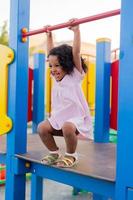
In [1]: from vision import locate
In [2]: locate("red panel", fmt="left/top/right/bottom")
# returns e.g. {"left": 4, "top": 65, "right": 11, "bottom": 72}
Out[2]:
{"left": 0, "top": 169, "right": 6, "bottom": 180}
{"left": 110, "top": 60, "right": 119, "bottom": 130}
{"left": 28, "top": 68, "right": 33, "bottom": 122}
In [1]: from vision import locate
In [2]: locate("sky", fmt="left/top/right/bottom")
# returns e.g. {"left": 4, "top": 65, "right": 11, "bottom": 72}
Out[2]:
{"left": 0, "top": 0, "right": 121, "bottom": 49}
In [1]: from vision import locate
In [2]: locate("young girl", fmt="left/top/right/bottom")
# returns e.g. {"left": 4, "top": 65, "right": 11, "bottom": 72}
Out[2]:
{"left": 37, "top": 19, "right": 93, "bottom": 168}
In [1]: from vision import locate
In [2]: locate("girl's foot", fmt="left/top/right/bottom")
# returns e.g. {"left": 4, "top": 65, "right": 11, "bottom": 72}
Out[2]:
{"left": 41, "top": 153, "right": 61, "bottom": 165}
{"left": 55, "top": 154, "right": 78, "bottom": 168}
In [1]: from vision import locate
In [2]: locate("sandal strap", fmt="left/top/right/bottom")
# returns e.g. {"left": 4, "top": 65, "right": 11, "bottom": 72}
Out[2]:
{"left": 61, "top": 157, "right": 74, "bottom": 166}
{"left": 64, "top": 157, "right": 74, "bottom": 164}
{"left": 56, "top": 156, "right": 76, "bottom": 167}
{"left": 42, "top": 154, "right": 59, "bottom": 163}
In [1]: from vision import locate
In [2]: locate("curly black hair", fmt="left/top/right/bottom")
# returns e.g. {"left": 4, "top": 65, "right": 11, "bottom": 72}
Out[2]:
{"left": 48, "top": 44, "right": 87, "bottom": 74}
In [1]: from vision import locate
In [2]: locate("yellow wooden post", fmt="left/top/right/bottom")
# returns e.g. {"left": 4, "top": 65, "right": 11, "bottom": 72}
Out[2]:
{"left": 81, "top": 72, "right": 88, "bottom": 100}
{"left": 46, "top": 67, "right": 52, "bottom": 117}
{"left": 87, "top": 62, "right": 96, "bottom": 116}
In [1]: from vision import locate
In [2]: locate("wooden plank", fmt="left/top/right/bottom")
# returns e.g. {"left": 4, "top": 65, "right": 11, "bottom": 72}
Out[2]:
{"left": 0, "top": 134, "right": 116, "bottom": 182}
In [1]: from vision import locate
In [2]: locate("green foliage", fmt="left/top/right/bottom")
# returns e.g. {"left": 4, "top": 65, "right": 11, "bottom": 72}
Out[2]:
{"left": 0, "top": 21, "right": 9, "bottom": 46}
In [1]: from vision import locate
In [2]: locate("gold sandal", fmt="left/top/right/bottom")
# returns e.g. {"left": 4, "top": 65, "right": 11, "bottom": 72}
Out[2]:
{"left": 55, "top": 155, "right": 78, "bottom": 168}
{"left": 41, "top": 153, "right": 61, "bottom": 165}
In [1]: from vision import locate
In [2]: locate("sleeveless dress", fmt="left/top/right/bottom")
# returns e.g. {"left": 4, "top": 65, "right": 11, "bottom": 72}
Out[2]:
{"left": 48, "top": 68, "right": 93, "bottom": 139}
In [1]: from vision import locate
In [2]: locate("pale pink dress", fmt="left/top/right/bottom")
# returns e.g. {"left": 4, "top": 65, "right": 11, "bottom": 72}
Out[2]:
{"left": 48, "top": 68, "right": 93, "bottom": 139}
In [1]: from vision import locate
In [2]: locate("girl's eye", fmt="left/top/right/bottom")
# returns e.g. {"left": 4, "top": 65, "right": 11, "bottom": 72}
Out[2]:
{"left": 49, "top": 64, "right": 60, "bottom": 68}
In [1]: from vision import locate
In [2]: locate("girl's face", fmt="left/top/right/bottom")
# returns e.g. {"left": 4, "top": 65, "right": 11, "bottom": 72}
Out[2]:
{"left": 48, "top": 55, "right": 66, "bottom": 81}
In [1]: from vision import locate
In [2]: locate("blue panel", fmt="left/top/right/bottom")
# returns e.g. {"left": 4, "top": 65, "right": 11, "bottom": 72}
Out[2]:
{"left": 115, "top": 0, "right": 133, "bottom": 199}
{"left": 5, "top": 0, "right": 30, "bottom": 200}
{"left": 32, "top": 53, "right": 45, "bottom": 133}
{"left": 127, "top": 188, "right": 133, "bottom": 200}
{"left": 30, "top": 162, "right": 115, "bottom": 198}
{"left": 94, "top": 39, "right": 111, "bottom": 142}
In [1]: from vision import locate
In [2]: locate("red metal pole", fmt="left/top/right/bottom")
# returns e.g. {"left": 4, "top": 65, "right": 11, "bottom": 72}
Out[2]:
{"left": 22, "top": 9, "right": 120, "bottom": 38}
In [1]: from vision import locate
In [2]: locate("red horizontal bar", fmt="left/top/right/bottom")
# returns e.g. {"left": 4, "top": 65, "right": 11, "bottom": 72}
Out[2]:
{"left": 22, "top": 9, "right": 120, "bottom": 37}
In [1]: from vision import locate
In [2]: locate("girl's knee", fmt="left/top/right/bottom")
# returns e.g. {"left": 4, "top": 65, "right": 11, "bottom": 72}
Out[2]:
{"left": 62, "top": 122, "right": 76, "bottom": 136}
{"left": 37, "top": 121, "right": 52, "bottom": 136}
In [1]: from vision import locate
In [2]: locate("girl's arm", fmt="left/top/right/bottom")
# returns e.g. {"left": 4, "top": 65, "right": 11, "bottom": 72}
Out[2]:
{"left": 45, "top": 27, "right": 54, "bottom": 54}
{"left": 69, "top": 20, "right": 82, "bottom": 73}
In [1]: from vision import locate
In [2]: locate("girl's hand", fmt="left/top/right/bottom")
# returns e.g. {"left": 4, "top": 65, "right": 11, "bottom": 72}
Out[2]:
{"left": 44, "top": 25, "right": 52, "bottom": 37}
{"left": 68, "top": 18, "right": 79, "bottom": 32}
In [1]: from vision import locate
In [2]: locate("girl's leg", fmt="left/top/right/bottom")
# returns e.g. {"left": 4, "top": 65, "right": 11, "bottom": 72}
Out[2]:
{"left": 37, "top": 120, "right": 60, "bottom": 151}
{"left": 62, "top": 121, "right": 78, "bottom": 153}
{"left": 38, "top": 120, "right": 63, "bottom": 164}
{"left": 55, "top": 122, "right": 78, "bottom": 167}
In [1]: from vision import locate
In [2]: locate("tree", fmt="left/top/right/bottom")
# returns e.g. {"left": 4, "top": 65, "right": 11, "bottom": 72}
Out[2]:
{"left": 0, "top": 21, "right": 9, "bottom": 46}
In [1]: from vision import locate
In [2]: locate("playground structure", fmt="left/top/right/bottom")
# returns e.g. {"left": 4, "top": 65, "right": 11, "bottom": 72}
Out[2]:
{"left": 0, "top": 52, "right": 118, "bottom": 186}
{"left": 0, "top": 51, "right": 118, "bottom": 187}
{"left": 0, "top": 0, "right": 133, "bottom": 200}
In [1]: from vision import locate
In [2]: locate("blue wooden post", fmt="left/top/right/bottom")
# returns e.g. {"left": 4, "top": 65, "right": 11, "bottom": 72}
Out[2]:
{"left": 31, "top": 53, "right": 45, "bottom": 200}
{"left": 5, "top": 0, "right": 30, "bottom": 200}
{"left": 127, "top": 189, "right": 133, "bottom": 200}
{"left": 31, "top": 174, "right": 43, "bottom": 200}
{"left": 94, "top": 38, "right": 111, "bottom": 143}
{"left": 115, "top": 0, "right": 133, "bottom": 199}
{"left": 94, "top": 38, "right": 111, "bottom": 200}
{"left": 32, "top": 53, "right": 45, "bottom": 133}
